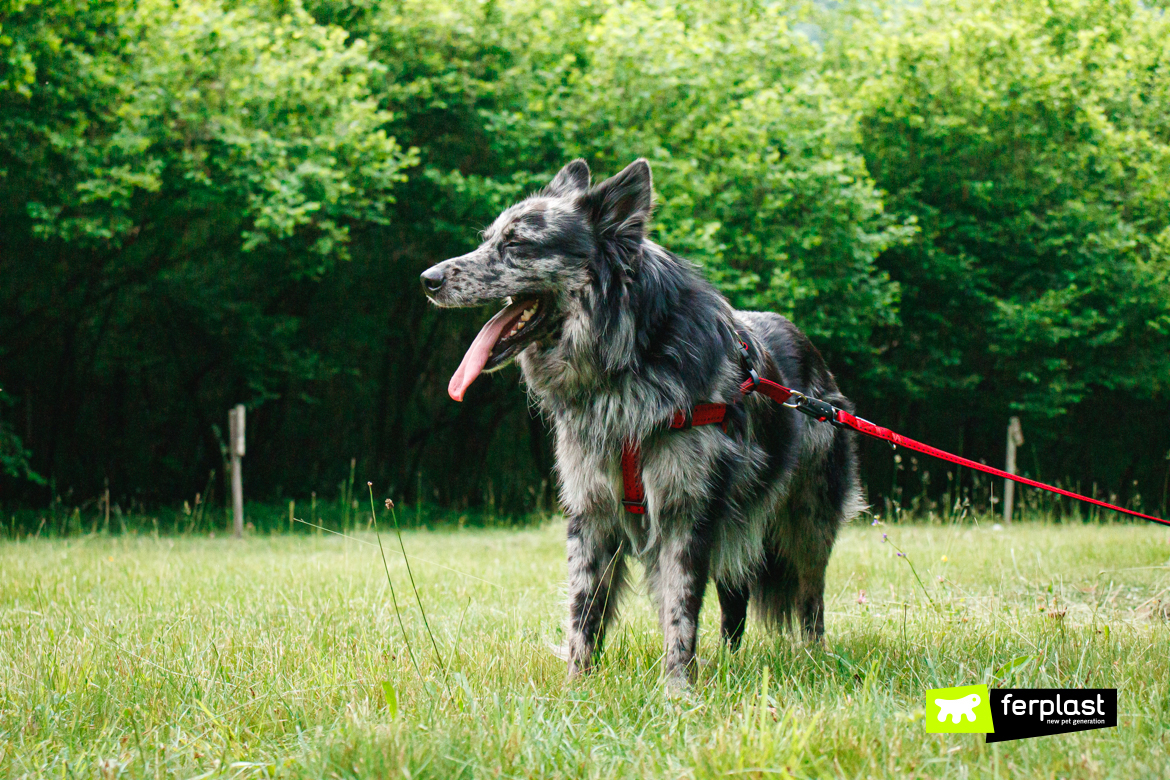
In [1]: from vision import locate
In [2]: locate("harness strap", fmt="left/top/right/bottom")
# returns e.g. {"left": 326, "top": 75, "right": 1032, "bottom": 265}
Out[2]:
{"left": 620, "top": 441, "right": 647, "bottom": 514}
{"left": 672, "top": 402, "right": 729, "bottom": 430}
{"left": 621, "top": 403, "right": 729, "bottom": 514}
{"left": 739, "top": 376, "right": 793, "bottom": 406}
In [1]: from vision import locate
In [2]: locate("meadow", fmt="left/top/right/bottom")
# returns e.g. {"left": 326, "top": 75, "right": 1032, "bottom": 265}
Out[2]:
{"left": 3, "top": 516, "right": 1170, "bottom": 779}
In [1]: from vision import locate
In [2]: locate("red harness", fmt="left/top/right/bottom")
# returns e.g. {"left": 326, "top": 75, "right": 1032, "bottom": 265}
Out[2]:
{"left": 620, "top": 348, "right": 1170, "bottom": 528}
{"left": 620, "top": 404, "right": 731, "bottom": 514}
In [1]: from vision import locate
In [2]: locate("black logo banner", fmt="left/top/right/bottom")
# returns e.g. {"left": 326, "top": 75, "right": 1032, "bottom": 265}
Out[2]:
{"left": 986, "top": 688, "right": 1117, "bottom": 743}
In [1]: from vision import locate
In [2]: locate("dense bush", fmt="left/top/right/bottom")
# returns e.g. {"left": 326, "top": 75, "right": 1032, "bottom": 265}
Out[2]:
{"left": 2, "top": 0, "right": 1167, "bottom": 521}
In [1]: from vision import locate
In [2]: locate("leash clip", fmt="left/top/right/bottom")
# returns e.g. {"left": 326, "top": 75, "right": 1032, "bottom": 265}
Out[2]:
{"left": 786, "top": 392, "right": 845, "bottom": 427}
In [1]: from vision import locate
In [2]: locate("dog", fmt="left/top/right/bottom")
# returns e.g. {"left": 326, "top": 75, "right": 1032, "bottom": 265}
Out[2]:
{"left": 421, "top": 159, "right": 863, "bottom": 687}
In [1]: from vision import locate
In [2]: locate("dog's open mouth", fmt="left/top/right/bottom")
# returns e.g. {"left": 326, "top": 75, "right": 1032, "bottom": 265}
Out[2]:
{"left": 448, "top": 296, "right": 553, "bottom": 401}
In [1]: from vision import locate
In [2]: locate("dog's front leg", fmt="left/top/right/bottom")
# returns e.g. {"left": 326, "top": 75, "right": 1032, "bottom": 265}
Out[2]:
{"left": 565, "top": 515, "right": 626, "bottom": 678}
{"left": 650, "top": 529, "right": 712, "bottom": 689}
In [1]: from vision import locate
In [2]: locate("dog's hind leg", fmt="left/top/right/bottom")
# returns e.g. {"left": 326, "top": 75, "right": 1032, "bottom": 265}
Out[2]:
{"left": 783, "top": 516, "right": 835, "bottom": 643}
{"left": 716, "top": 581, "right": 749, "bottom": 651}
{"left": 794, "top": 429, "right": 856, "bottom": 643}
{"left": 795, "top": 556, "right": 828, "bottom": 643}
{"left": 566, "top": 515, "right": 627, "bottom": 677}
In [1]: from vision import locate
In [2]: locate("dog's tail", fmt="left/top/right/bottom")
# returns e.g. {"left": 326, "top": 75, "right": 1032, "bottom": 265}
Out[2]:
{"left": 749, "top": 550, "right": 801, "bottom": 628}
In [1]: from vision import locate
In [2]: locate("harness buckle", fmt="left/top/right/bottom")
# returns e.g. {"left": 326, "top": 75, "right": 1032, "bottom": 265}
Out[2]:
{"left": 737, "top": 337, "right": 761, "bottom": 390}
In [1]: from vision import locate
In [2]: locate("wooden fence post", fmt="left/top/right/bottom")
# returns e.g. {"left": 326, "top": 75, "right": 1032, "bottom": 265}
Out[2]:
{"left": 1004, "top": 416, "right": 1024, "bottom": 524}
{"left": 229, "top": 405, "right": 245, "bottom": 538}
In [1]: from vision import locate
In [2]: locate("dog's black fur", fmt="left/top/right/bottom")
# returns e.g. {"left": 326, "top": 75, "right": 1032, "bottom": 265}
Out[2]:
{"left": 423, "top": 159, "right": 863, "bottom": 686}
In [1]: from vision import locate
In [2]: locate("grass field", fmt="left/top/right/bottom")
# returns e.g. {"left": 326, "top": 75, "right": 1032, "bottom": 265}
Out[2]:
{"left": 3, "top": 516, "right": 1170, "bottom": 779}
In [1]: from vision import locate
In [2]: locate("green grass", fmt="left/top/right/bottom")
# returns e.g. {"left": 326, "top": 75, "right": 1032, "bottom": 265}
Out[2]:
{"left": 3, "top": 517, "right": 1170, "bottom": 778}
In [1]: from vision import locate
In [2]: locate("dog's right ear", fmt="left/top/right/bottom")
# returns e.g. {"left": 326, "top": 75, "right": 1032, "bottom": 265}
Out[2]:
{"left": 544, "top": 159, "right": 591, "bottom": 197}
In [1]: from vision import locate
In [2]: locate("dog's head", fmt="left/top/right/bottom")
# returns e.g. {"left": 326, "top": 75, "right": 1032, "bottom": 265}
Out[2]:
{"left": 422, "top": 159, "right": 653, "bottom": 401}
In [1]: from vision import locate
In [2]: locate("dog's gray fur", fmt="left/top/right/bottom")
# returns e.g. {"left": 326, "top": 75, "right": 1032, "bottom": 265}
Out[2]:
{"left": 423, "top": 159, "right": 863, "bottom": 687}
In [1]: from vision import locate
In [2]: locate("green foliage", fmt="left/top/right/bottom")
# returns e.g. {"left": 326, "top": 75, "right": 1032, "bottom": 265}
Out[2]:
{"left": 0, "top": 0, "right": 53, "bottom": 97}
{"left": 0, "top": 427, "right": 40, "bottom": 484}
{"left": 4, "top": 0, "right": 415, "bottom": 269}
{"left": 0, "top": 387, "right": 42, "bottom": 484}
{"left": 836, "top": 0, "right": 1170, "bottom": 412}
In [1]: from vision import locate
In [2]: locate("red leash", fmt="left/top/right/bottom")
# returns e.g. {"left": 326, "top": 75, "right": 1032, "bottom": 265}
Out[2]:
{"left": 622, "top": 370, "right": 1170, "bottom": 528}
{"left": 764, "top": 377, "right": 1170, "bottom": 528}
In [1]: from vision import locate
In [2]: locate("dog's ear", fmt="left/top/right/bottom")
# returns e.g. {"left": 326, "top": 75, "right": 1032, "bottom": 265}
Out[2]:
{"left": 544, "top": 159, "right": 591, "bottom": 197}
{"left": 580, "top": 159, "right": 653, "bottom": 241}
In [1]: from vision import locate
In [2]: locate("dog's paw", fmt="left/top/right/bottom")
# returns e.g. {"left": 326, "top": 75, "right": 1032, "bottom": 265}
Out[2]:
{"left": 663, "top": 675, "right": 703, "bottom": 704}
{"left": 548, "top": 643, "right": 571, "bottom": 662}
{"left": 663, "top": 679, "right": 690, "bottom": 697}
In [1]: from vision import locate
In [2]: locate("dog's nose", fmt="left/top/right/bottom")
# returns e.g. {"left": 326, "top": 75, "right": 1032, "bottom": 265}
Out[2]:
{"left": 420, "top": 266, "right": 446, "bottom": 294}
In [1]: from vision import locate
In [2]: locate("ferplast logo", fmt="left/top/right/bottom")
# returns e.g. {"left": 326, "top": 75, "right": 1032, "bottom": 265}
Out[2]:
{"left": 923, "top": 685, "right": 1118, "bottom": 741}
{"left": 925, "top": 684, "right": 995, "bottom": 734}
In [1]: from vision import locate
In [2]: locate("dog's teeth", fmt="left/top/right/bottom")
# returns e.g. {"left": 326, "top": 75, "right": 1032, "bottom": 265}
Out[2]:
{"left": 503, "top": 304, "right": 539, "bottom": 340}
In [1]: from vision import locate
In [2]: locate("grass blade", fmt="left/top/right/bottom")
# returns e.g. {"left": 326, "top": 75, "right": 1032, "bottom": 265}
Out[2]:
{"left": 366, "top": 484, "right": 424, "bottom": 685}
{"left": 371, "top": 484, "right": 448, "bottom": 677}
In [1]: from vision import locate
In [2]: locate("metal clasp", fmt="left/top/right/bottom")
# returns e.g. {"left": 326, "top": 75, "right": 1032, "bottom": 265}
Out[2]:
{"left": 785, "top": 392, "right": 847, "bottom": 428}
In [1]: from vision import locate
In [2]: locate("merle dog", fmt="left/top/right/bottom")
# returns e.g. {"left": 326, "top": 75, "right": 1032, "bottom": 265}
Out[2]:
{"left": 421, "top": 159, "right": 862, "bottom": 687}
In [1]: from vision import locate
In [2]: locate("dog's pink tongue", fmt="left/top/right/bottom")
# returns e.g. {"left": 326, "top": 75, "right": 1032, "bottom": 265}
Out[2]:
{"left": 448, "top": 301, "right": 529, "bottom": 401}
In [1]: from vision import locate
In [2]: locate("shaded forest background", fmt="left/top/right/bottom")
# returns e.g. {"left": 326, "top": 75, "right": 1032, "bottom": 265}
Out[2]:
{"left": 2, "top": 0, "right": 1169, "bottom": 523}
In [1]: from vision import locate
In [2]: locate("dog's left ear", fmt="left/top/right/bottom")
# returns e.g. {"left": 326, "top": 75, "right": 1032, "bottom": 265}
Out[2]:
{"left": 544, "top": 159, "right": 591, "bottom": 197}
{"left": 580, "top": 159, "right": 653, "bottom": 242}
